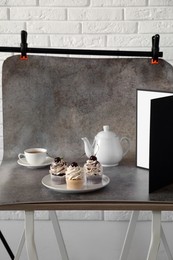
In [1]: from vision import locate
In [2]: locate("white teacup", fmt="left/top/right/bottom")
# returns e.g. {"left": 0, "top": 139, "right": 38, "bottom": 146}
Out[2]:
{"left": 18, "top": 148, "right": 47, "bottom": 166}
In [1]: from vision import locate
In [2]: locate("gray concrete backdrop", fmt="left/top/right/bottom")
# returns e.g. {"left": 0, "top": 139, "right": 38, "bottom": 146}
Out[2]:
{"left": 2, "top": 55, "right": 173, "bottom": 162}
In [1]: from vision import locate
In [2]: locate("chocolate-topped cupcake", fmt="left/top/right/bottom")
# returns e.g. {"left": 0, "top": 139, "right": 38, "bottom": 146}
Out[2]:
{"left": 84, "top": 155, "right": 103, "bottom": 184}
{"left": 66, "top": 162, "right": 84, "bottom": 189}
{"left": 49, "top": 157, "right": 67, "bottom": 184}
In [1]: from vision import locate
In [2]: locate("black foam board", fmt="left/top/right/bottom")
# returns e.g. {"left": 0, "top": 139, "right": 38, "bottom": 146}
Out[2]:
{"left": 149, "top": 95, "right": 173, "bottom": 192}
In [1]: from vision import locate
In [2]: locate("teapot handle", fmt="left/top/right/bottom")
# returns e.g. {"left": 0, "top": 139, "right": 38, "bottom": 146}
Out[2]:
{"left": 120, "top": 137, "right": 130, "bottom": 157}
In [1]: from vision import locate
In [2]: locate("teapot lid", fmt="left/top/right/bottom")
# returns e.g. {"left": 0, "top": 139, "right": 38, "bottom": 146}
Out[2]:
{"left": 96, "top": 125, "right": 117, "bottom": 139}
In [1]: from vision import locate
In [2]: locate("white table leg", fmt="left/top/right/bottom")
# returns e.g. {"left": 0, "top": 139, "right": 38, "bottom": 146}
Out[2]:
{"left": 25, "top": 211, "right": 38, "bottom": 260}
{"left": 119, "top": 211, "right": 140, "bottom": 260}
{"left": 14, "top": 230, "right": 25, "bottom": 260}
{"left": 161, "top": 225, "right": 173, "bottom": 260}
{"left": 49, "top": 211, "right": 69, "bottom": 260}
{"left": 147, "top": 211, "right": 161, "bottom": 260}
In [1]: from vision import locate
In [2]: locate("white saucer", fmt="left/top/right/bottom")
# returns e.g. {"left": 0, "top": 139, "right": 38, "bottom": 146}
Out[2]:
{"left": 17, "top": 156, "right": 54, "bottom": 169}
{"left": 41, "top": 174, "right": 110, "bottom": 193}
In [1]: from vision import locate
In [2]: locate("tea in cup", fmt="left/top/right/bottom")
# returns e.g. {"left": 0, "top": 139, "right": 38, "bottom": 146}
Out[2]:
{"left": 18, "top": 148, "right": 47, "bottom": 166}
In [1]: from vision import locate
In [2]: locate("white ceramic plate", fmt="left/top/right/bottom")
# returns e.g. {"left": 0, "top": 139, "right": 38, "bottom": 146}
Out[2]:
{"left": 41, "top": 174, "right": 110, "bottom": 193}
{"left": 17, "top": 156, "right": 54, "bottom": 169}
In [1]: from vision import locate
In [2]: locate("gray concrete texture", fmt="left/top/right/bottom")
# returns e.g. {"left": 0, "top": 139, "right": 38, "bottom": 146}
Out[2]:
{"left": 2, "top": 55, "right": 173, "bottom": 162}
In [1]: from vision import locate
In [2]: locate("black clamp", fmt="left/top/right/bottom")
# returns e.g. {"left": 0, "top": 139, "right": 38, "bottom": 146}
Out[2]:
{"left": 151, "top": 34, "right": 160, "bottom": 64}
{"left": 20, "top": 30, "right": 28, "bottom": 60}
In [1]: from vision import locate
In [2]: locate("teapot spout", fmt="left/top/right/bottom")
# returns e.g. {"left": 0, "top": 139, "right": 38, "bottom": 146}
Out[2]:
{"left": 81, "top": 137, "right": 94, "bottom": 158}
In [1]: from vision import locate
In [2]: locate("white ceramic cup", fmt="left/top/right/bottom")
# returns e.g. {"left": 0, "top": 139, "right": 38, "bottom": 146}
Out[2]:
{"left": 18, "top": 148, "right": 47, "bottom": 166}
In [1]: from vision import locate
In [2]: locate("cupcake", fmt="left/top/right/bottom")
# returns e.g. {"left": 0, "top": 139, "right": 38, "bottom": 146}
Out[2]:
{"left": 66, "top": 162, "right": 84, "bottom": 189}
{"left": 49, "top": 157, "right": 67, "bottom": 184}
{"left": 84, "top": 155, "right": 103, "bottom": 184}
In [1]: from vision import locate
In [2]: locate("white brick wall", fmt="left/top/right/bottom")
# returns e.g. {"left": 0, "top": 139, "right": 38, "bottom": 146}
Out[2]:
{"left": 0, "top": 1, "right": 173, "bottom": 221}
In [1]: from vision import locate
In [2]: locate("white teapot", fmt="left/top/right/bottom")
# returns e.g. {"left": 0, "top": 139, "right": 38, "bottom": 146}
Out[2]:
{"left": 81, "top": 125, "right": 130, "bottom": 167}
